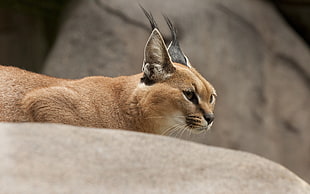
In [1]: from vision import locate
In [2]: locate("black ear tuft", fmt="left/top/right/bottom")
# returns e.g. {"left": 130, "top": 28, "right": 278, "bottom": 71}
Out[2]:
{"left": 140, "top": 5, "right": 158, "bottom": 31}
{"left": 164, "top": 16, "right": 177, "bottom": 46}
{"left": 164, "top": 16, "right": 188, "bottom": 67}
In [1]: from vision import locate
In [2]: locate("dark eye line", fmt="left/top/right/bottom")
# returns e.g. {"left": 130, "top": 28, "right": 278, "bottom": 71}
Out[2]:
{"left": 183, "top": 90, "right": 199, "bottom": 104}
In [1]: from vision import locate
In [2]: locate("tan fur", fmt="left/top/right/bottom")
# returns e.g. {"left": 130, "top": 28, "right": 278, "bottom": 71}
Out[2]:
{"left": 0, "top": 29, "right": 216, "bottom": 135}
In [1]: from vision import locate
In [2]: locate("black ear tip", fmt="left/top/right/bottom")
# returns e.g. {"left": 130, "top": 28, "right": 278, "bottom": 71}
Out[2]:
{"left": 139, "top": 4, "right": 148, "bottom": 17}
{"left": 163, "top": 16, "right": 189, "bottom": 67}
{"left": 140, "top": 5, "right": 158, "bottom": 30}
{"left": 163, "top": 15, "right": 173, "bottom": 28}
{"left": 164, "top": 15, "right": 177, "bottom": 42}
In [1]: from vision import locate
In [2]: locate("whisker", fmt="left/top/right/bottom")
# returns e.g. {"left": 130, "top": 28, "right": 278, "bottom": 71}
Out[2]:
{"left": 173, "top": 125, "right": 186, "bottom": 137}
{"left": 187, "top": 126, "right": 195, "bottom": 140}
{"left": 168, "top": 124, "right": 185, "bottom": 138}
{"left": 168, "top": 126, "right": 182, "bottom": 137}
{"left": 174, "top": 127, "right": 181, "bottom": 138}
{"left": 144, "top": 116, "right": 165, "bottom": 119}
{"left": 161, "top": 124, "right": 179, "bottom": 135}
{"left": 175, "top": 127, "right": 182, "bottom": 138}
{"left": 177, "top": 124, "right": 188, "bottom": 138}
{"left": 189, "top": 127, "right": 193, "bottom": 138}
{"left": 163, "top": 124, "right": 186, "bottom": 137}
{"left": 144, "top": 115, "right": 187, "bottom": 120}
{"left": 179, "top": 126, "right": 188, "bottom": 138}
{"left": 188, "top": 123, "right": 205, "bottom": 128}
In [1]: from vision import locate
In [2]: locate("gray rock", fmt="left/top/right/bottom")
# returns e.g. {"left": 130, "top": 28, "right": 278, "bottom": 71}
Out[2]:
{"left": 43, "top": 0, "right": 310, "bottom": 182}
{"left": 0, "top": 123, "right": 309, "bottom": 194}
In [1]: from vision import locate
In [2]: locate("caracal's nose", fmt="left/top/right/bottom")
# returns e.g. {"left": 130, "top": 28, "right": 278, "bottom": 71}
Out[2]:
{"left": 203, "top": 113, "right": 214, "bottom": 125}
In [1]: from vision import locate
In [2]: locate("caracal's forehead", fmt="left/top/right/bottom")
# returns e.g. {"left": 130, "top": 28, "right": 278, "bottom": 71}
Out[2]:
{"left": 170, "top": 63, "right": 215, "bottom": 98}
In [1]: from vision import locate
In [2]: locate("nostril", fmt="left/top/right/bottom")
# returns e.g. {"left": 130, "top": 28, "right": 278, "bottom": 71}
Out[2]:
{"left": 203, "top": 113, "right": 214, "bottom": 125}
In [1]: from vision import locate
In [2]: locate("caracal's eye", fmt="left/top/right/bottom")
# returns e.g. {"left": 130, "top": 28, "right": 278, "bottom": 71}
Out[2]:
{"left": 183, "top": 90, "right": 198, "bottom": 104}
{"left": 210, "top": 94, "right": 216, "bottom": 104}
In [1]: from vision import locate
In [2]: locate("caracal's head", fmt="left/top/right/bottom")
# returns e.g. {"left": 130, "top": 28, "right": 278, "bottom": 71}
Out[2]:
{"left": 135, "top": 9, "right": 217, "bottom": 136}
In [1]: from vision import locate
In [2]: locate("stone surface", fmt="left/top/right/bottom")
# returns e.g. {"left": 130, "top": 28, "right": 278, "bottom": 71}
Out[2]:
{"left": 0, "top": 123, "right": 309, "bottom": 194}
{"left": 42, "top": 0, "right": 310, "bottom": 182}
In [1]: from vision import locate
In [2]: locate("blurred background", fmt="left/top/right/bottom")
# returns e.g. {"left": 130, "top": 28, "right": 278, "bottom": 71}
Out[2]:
{"left": 0, "top": 0, "right": 309, "bottom": 182}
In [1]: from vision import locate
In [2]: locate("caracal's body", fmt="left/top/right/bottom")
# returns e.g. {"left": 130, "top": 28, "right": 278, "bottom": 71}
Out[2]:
{"left": 0, "top": 11, "right": 216, "bottom": 135}
{"left": 0, "top": 66, "right": 143, "bottom": 131}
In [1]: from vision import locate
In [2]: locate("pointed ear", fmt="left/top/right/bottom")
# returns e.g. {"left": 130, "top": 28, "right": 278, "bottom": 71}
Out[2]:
{"left": 142, "top": 29, "right": 176, "bottom": 84}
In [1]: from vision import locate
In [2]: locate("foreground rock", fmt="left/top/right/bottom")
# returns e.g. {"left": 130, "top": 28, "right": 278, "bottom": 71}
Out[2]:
{"left": 0, "top": 123, "right": 309, "bottom": 194}
{"left": 43, "top": 0, "right": 310, "bottom": 181}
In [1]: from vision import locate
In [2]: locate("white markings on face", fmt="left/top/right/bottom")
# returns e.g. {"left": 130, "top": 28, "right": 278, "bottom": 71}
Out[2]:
{"left": 206, "top": 121, "right": 213, "bottom": 131}
{"left": 196, "top": 92, "right": 201, "bottom": 104}
{"left": 200, "top": 117, "right": 213, "bottom": 130}
{"left": 212, "top": 89, "right": 217, "bottom": 105}
{"left": 210, "top": 94, "right": 216, "bottom": 105}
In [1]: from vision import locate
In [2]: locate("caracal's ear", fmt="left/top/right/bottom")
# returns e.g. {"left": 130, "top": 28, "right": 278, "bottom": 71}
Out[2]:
{"left": 142, "top": 29, "right": 176, "bottom": 85}
{"left": 164, "top": 16, "right": 191, "bottom": 68}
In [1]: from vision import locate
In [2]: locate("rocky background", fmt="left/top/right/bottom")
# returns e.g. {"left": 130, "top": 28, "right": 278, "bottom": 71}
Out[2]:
{"left": 0, "top": 0, "right": 309, "bottom": 182}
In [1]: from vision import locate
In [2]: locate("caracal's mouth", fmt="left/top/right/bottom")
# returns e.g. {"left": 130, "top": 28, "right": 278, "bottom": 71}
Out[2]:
{"left": 189, "top": 121, "right": 213, "bottom": 134}
{"left": 159, "top": 113, "right": 214, "bottom": 136}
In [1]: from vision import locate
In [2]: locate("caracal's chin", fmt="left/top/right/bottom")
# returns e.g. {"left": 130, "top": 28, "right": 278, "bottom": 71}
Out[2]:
{"left": 157, "top": 112, "right": 213, "bottom": 136}
{"left": 191, "top": 121, "right": 213, "bottom": 134}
